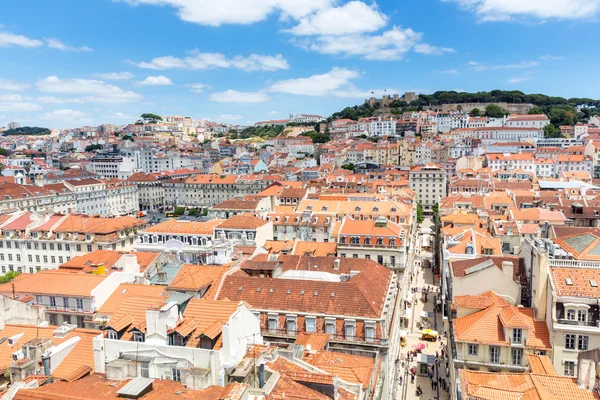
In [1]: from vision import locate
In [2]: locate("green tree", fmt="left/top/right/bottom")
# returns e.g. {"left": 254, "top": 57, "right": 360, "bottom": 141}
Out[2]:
{"left": 302, "top": 131, "right": 330, "bottom": 144}
{"left": 174, "top": 206, "right": 185, "bottom": 216}
{"left": 543, "top": 124, "right": 562, "bottom": 138}
{"left": 470, "top": 108, "right": 480, "bottom": 117}
{"left": 188, "top": 208, "right": 199, "bottom": 216}
{"left": 140, "top": 113, "right": 163, "bottom": 121}
{"left": 0, "top": 147, "right": 8, "bottom": 157}
{"left": 416, "top": 203, "right": 424, "bottom": 224}
{"left": 485, "top": 104, "right": 508, "bottom": 118}
{"left": 341, "top": 163, "right": 355, "bottom": 172}
{"left": 528, "top": 106, "right": 544, "bottom": 115}
{"left": 85, "top": 144, "right": 102, "bottom": 152}
{"left": 0, "top": 271, "right": 20, "bottom": 284}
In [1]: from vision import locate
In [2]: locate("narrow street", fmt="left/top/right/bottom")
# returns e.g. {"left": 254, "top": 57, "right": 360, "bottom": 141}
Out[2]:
{"left": 395, "top": 218, "right": 450, "bottom": 400}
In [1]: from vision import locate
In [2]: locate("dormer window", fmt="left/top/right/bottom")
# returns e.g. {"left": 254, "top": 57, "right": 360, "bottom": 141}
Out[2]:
{"left": 351, "top": 236, "right": 360, "bottom": 245}
{"left": 390, "top": 207, "right": 397, "bottom": 213}
{"left": 321, "top": 206, "right": 328, "bottom": 211}
{"left": 354, "top": 206, "right": 361, "bottom": 212}
{"left": 373, "top": 207, "right": 379, "bottom": 213}
{"left": 512, "top": 328, "right": 522, "bottom": 344}
{"left": 578, "top": 310, "right": 587, "bottom": 322}
{"left": 377, "top": 237, "right": 384, "bottom": 245}
{"left": 566, "top": 309, "right": 576, "bottom": 320}
{"left": 340, "top": 236, "right": 346, "bottom": 244}
{"left": 364, "top": 237, "right": 371, "bottom": 245}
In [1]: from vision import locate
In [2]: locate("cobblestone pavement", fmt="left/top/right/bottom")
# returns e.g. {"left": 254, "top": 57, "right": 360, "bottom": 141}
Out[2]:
{"left": 394, "top": 241, "right": 450, "bottom": 400}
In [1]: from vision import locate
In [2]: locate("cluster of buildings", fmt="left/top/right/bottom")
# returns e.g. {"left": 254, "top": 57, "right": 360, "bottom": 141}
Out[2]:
{"left": 1, "top": 108, "right": 600, "bottom": 399}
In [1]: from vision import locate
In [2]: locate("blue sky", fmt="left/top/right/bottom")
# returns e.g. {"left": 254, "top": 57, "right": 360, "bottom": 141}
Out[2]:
{"left": 1, "top": 0, "right": 599, "bottom": 128}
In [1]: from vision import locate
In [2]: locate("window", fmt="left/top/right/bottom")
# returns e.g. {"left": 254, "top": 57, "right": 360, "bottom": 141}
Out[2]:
{"left": 468, "top": 344, "right": 478, "bottom": 356}
{"left": 565, "top": 334, "right": 576, "bottom": 350}
{"left": 350, "top": 236, "right": 359, "bottom": 245}
{"left": 286, "top": 316, "right": 297, "bottom": 335}
{"left": 172, "top": 368, "right": 181, "bottom": 382}
{"left": 511, "top": 348, "right": 523, "bottom": 365}
{"left": 42, "top": 243, "right": 47, "bottom": 250}
{"left": 489, "top": 346, "right": 500, "bottom": 364}
{"left": 63, "top": 297, "right": 69, "bottom": 309}
{"left": 35, "top": 295, "right": 42, "bottom": 304}
{"left": 325, "top": 319, "right": 336, "bottom": 334}
{"left": 49, "top": 243, "right": 54, "bottom": 250}
{"left": 49, "top": 314, "right": 57, "bottom": 325}
{"left": 140, "top": 362, "right": 149, "bottom": 378}
{"left": 133, "top": 332, "right": 145, "bottom": 342}
{"left": 268, "top": 315, "right": 278, "bottom": 333}
{"left": 390, "top": 238, "right": 396, "bottom": 246}
{"left": 305, "top": 317, "right": 316, "bottom": 333}
{"left": 512, "top": 328, "right": 522, "bottom": 344}
{"left": 76, "top": 244, "right": 81, "bottom": 252}
{"left": 28, "top": 255, "right": 32, "bottom": 262}
{"left": 566, "top": 309, "right": 575, "bottom": 320}
{"left": 365, "top": 323, "right": 376, "bottom": 343}
{"left": 564, "top": 361, "right": 576, "bottom": 376}
{"left": 76, "top": 316, "right": 85, "bottom": 328}
{"left": 345, "top": 320, "right": 356, "bottom": 340}
{"left": 340, "top": 237, "right": 346, "bottom": 244}
{"left": 49, "top": 296, "right": 56, "bottom": 307}
{"left": 43, "top": 256, "right": 48, "bottom": 263}
{"left": 364, "top": 237, "right": 371, "bottom": 245}
{"left": 76, "top": 298, "right": 84, "bottom": 309}
{"left": 578, "top": 310, "right": 587, "bottom": 322}
{"left": 87, "top": 245, "right": 92, "bottom": 252}
{"left": 107, "top": 330, "right": 118, "bottom": 340}
{"left": 377, "top": 237, "right": 383, "bottom": 245}
{"left": 578, "top": 335, "right": 589, "bottom": 351}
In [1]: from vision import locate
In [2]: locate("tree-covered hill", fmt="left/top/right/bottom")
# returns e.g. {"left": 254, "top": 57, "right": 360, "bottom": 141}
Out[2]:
{"left": 2, "top": 126, "right": 51, "bottom": 136}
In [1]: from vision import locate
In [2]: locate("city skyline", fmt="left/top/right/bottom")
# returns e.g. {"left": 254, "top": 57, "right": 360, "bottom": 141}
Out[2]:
{"left": 1, "top": 0, "right": 599, "bottom": 128}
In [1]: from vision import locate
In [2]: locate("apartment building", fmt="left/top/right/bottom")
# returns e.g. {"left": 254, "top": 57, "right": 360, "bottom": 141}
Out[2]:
{"left": 104, "top": 179, "right": 139, "bottom": 216}
{"left": 0, "top": 268, "right": 141, "bottom": 328}
{"left": 136, "top": 219, "right": 227, "bottom": 264}
{"left": 369, "top": 117, "right": 397, "bottom": 137}
{"left": 0, "top": 212, "right": 145, "bottom": 274}
{"left": 486, "top": 153, "right": 535, "bottom": 173}
{"left": 409, "top": 163, "right": 448, "bottom": 211}
{"left": 216, "top": 255, "right": 402, "bottom": 400}
{"left": 94, "top": 299, "right": 261, "bottom": 389}
{"left": 89, "top": 153, "right": 138, "bottom": 179}
{"left": 0, "top": 181, "right": 77, "bottom": 214}
{"left": 452, "top": 291, "right": 551, "bottom": 374}
{"left": 127, "top": 172, "right": 165, "bottom": 211}
{"left": 64, "top": 178, "right": 107, "bottom": 216}
{"left": 505, "top": 114, "right": 550, "bottom": 128}
{"left": 333, "top": 216, "right": 407, "bottom": 270}
{"left": 269, "top": 212, "right": 334, "bottom": 242}
{"left": 548, "top": 267, "right": 600, "bottom": 376}
{"left": 183, "top": 174, "right": 272, "bottom": 209}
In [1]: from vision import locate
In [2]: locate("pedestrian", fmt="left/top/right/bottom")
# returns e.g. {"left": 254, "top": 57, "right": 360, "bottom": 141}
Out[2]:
{"left": 436, "top": 351, "right": 439, "bottom": 359}
{"left": 431, "top": 379, "right": 434, "bottom": 390}
{"left": 399, "top": 376, "right": 403, "bottom": 385}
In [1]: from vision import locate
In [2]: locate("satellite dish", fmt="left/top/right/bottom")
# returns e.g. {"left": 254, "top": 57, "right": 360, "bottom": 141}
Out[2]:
{"left": 306, "top": 344, "right": 312, "bottom": 351}
{"left": 165, "top": 316, "right": 178, "bottom": 329}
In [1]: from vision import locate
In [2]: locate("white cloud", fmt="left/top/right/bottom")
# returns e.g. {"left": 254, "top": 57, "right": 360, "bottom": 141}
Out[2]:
{"left": 219, "top": 114, "right": 242, "bottom": 121}
{"left": 0, "top": 94, "right": 42, "bottom": 112}
{"left": 269, "top": 110, "right": 279, "bottom": 115}
{"left": 267, "top": 67, "right": 373, "bottom": 98}
{"left": 297, "top": 26, "right": 433, "bottom": 60}
{"left": 185, "top": 83, "right": 210, "bottom": 93}
{"left": 209, "top": 90, "right": 271, "bottom": 103}
{"left": 286, "top": 1, "right": 388, "bottom": 36}
{"left": 138, "top": 51, "right": 289, "bottom": 71}
{"left": 121, "top": 0, "right": 332, "bottom": 26}
{"left": 42, "top": 109, "right": 88, "bottom": 122}
{"left": 414, "top": 43, "right": 455, "bottom": 55}
{"left": 137, "top": 75, "right": 173, "bottom": 86}
{"left": 0, "top": 79, "right": 30, "bottom": 91}
{"left": 94, "top": 72, "right": 135, "bottom": 80}
{"left": 540, "top": 55, "right": 565, "bottom": 60}
{"left": 468, "top": 60, "right": 538, "bottom": 71}
{"left": 37, "top": 76, "right": 143, "bottom": 104}
{"left": 508, "top": 76, "right": 532, "bottom": 84}
{"left": 45, "top": 38, "right": 93, "bottom": 52}
{"left": 443, "top": 0, "right": 600, "bottom": 21}
{"left": 440, "top": 69, "right": 459, "bottom": 74}
{"left": 0, "top": 31, "right": 43, "bottom": 48}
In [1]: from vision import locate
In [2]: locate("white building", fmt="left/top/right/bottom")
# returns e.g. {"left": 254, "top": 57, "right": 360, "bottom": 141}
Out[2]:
{"left": 94, "top": 299, "right": 261, "bottom": 389}
{"left": 90, "top": 154, "right": 138, "bottom": 180}
{"left": 409, "top": 163, "right": 448, "bottom": 211}
{"left": 505, "top": 114, "right": 550, "bottom": 129}
{"left": 369, "top": 118, "right": 397, "bottom": 137}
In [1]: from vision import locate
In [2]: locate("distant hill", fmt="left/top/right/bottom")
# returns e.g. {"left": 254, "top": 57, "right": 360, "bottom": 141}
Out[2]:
{"left": 330, "top": 90, "right": 600, "bottom": 127}
{"left": 2, "top": 126, "right": 51, "bottom": 136}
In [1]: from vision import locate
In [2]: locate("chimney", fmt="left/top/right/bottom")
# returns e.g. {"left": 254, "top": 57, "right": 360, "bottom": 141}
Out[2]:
{"left": 258, "top": 360, "right": 266, "bottom": 389}
{"left": 118, "top": 254, "right": 140, "bottom": 274}
{"left": 543, "top": 221, "right": 549, "bottom": 239}
{"left": 501, "top": 261, "right": 514, "bottom": 279}
{"left": 333, "top": 259, "right": 340, "bottom": 270}
{"left": 145, "top": 302, "right": 178, "bottom": 345}
{"left": 577, "top": 359, "right": 596, "bottom": 391}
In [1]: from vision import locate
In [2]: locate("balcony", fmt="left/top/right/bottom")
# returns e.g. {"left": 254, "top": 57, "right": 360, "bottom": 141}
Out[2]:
{"left": 261, "top": 327, "right": 387, "bottom": 346}
{"left": 44, "top": 305, "right": 94, "bottom": 314}
{"left": 557, "top": 319, "right": 600, "bottom": 328}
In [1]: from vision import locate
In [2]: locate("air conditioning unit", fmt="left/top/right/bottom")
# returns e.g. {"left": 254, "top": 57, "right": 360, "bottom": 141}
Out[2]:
{"left": 8, "top": 332, "right": 24, "bottom": 346}
{"left": 12, "top": 350, "right": 24, "bottom": 362}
